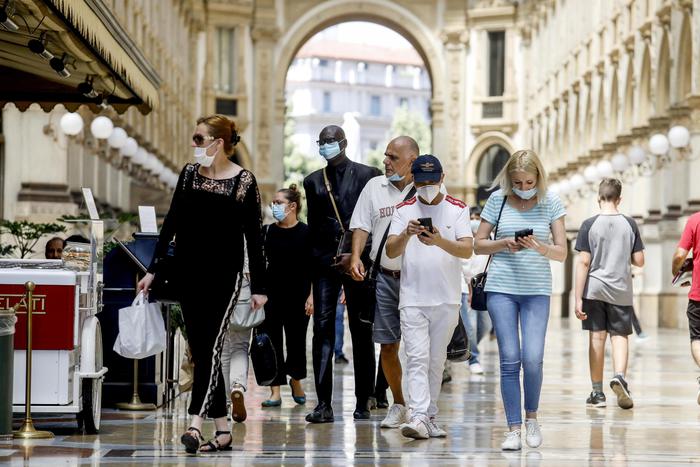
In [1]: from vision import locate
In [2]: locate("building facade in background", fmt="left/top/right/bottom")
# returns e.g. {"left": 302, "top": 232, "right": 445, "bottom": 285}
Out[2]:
{"left": 1, "top": 0, "right": 699, "bottom": 331}
{"left": 286, "top": 24, "right": 431, "bottom": 161}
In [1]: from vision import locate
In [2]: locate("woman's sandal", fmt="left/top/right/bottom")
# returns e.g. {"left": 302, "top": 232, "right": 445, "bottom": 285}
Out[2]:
{"left": 180, "top": 426, "right": 203, "bottom": 454}
{"left": 199, "top": 430, "right": 233, "bottom": 452}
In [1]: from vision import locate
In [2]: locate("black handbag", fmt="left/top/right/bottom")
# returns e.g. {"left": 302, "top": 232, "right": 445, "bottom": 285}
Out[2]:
{"left": 470, "top": 196, "right": 507, "bottom": 311}
{"left": 359, "top": 186, "right": 416, "bottom": 324}
{"left": 250, "top": 328, "right": 277, "bottom": 386}
{"left": 323, "top": 168, "right": 354, "bottom": 273}
{"left": 447, "top": 314, "right": 470, "bottom": 362}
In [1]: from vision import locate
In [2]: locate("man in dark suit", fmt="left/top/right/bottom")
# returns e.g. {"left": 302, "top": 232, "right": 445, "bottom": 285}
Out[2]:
{"left": 303, "top": 125, "right": 382, "bottom": 423}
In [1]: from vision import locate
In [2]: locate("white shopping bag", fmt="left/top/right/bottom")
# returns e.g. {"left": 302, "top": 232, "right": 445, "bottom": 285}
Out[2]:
{"left": 113, "top": 292, "right": 166, "bottom": 359}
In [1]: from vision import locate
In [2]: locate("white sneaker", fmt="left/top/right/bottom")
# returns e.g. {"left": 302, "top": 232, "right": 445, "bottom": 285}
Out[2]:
{"left": 469, "top": 362, "right": 484, "bottom": 374}
{"left": 427, "top": 419, "right": 447, "bottom": 438}
{"left": 525, "top": 419, "right": 542, "bottom": 448}
{"left": 501, "top": 430, "right": 522, "bottom": 451}
{"left": 399, "top": 417, "right": 430, "bottom": 440}
{"left": 380, "top": 404, "right": 408, "bottom": 428}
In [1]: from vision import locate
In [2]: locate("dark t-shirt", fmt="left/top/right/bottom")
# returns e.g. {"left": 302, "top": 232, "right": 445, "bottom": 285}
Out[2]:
{"left": 264, "top": 222, "right": 312, "bottom": 301}
{"left": 575, "top": 214, "right": 644, "bottom": 306}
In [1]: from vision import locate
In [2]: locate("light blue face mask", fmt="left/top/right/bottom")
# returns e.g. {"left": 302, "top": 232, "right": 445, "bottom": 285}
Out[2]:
{"left": 319, "top": 140, "right": 343, "bottom": 160}
{"left": 387, "top": 173, "right": 404, "bottom": 182}
{"left": 271, "top": 204, "right": 288, "bottom": 222}
{"left": 513, "top": 187, "right": 538, "bottom": 200}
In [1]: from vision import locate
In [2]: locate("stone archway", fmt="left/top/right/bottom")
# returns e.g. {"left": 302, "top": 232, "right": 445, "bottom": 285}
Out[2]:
{"left": 262, "top": 0, "right": 451, "bottom": 197}
{"left": 464, "top": 131, "right": 514, "bottom": 205}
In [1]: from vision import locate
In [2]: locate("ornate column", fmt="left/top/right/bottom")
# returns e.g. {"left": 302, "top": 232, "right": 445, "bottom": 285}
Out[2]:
{"left": 439, "top": 28, "right": 469, "bottom": 200}
{"left": 251, "top": 21, "right": 281, "bottom": 203}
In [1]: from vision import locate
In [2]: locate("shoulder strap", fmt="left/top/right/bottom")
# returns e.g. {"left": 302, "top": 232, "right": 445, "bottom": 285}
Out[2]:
{"left": 370, "top": 186, "right": 417, "bottom": 279}
{"left": 323, "top": 168, "right": 345, "bottom": 233}
{"left": 482, "top": 196, "right": 508, "bottom": 274}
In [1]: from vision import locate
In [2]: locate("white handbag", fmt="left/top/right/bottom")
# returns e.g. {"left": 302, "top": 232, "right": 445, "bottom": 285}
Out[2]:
{"left": 113, "top": 292, "right": 167, "bottom": 359}
{"left": 230, "top": 277, "right": 265, "bottom": 330}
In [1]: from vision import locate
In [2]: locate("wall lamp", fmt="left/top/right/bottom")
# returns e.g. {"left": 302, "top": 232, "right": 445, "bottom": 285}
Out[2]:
{"left": 50, "top": 53, "right": 70, "bottom": 78}
{"left": 28, "top": 33, "right": 53, "bottom": 61}
{"left": 78, "top": 76, "right": 99, "bottom": 99}
{"left": 0, "top": 0, "right": 19, "bottom": 32}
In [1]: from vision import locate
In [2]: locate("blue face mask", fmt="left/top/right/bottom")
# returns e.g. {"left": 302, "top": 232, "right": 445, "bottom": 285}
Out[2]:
{"left": 319, "top": 141, "right": 343, "bottom": 160}
{"left": 271, "top": 204, "right": 288, "bottom": 222}
{"left": 512, "top": 187, "right": 538, "bottom": 200}
{"left": 470, "top": 219, "right": 481, "bottom": 233}
{"left": 387, "top": 173, "right": 404, "bottom": 182}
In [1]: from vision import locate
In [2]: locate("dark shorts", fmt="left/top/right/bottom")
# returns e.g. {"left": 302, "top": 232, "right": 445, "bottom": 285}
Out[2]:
{"left": 688, "top": 300, "right": 700, "bottom": 341}
{"left": 373, "top": 271, "right": 401, "bottom": 344}
{"left": 581, "top": 298, "right": 633, "bottom": 336}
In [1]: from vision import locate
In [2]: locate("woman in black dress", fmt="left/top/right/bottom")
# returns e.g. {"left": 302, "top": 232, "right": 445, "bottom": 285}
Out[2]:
{"left": 259, "top": 185, "right": 313, "bottom": 407}
{"left": 138, "top": 114, "right": 267, "bottom": 453}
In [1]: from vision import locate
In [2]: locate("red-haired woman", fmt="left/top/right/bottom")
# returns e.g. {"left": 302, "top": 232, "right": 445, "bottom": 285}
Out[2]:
{"left": 138, "top": 115, "right": 267, "bottom": 453}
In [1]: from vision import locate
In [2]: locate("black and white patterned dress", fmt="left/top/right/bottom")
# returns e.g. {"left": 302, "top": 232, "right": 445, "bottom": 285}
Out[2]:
{"left": 149, "top": 163, "right": 266, "bottom": 418}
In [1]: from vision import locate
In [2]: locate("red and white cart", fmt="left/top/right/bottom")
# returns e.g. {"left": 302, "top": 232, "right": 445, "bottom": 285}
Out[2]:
{"left": 2, "top": 220, "right": 107, "bottom": 434}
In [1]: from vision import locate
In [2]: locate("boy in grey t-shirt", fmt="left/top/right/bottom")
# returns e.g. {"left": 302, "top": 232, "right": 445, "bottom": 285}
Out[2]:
{"left": 574, "top": 178, "right": 645, "bottom": 410}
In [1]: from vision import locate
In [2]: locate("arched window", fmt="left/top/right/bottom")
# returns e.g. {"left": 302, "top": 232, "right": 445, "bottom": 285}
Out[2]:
{"left": 476, "top": 144, "right": 509, "bottom": 206}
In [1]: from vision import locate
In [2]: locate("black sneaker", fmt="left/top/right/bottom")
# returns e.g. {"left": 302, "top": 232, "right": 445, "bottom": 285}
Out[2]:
{"left": 586, "top": 391, "right": 607, "bottom": 407}
{"left": 610, "top": 376, "right": 634, "bottom": 409}
{"left": 335, "top": 355, "right": 349, "bottom": 364}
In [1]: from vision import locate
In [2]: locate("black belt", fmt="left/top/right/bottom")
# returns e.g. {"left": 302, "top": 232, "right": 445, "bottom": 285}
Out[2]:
{"left": 379, "top": 266, "right": 401, "bottom": 279}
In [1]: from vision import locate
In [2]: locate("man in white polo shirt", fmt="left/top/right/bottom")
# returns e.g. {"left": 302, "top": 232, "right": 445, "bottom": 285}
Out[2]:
{"left": 386, "top": 154, "right": 473, "bottom": 440}
{"left": 349, "top": 136, "right": 418, "bottom": 429}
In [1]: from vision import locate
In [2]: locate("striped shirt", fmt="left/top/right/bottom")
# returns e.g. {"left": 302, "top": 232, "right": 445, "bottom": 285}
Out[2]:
{"left": 481, "top": 189, "right": 566, "bottom": 296}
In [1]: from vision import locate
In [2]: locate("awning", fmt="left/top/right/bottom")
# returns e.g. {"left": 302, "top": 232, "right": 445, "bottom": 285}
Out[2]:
{"left": 0, "top": 0, "right": 160, "bottom": 114}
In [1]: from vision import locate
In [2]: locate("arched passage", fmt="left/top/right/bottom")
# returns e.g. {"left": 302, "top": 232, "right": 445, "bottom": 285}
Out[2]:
{"left": 465, "top": 131, "right": 514, "bottom": 206}
{"left": 269, "top": 0, "right": 447, "bottom": 194}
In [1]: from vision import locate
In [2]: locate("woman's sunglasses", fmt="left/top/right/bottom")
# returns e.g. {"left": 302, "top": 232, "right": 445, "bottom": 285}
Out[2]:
{"left": 192, "top": 134, "right": 216, "bottom": 146}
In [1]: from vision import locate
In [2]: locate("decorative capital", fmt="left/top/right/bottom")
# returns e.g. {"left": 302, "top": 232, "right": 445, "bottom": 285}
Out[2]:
{"left": 251, "top": 25, "right": 280, "bottom": 42}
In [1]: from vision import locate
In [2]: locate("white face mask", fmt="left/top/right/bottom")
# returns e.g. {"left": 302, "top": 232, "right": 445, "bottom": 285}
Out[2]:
{"left": 417, "top": 185, "right": 440, "bottom": 203}
{"left": 193, "top": 141, "right": 218, "bottom": 167}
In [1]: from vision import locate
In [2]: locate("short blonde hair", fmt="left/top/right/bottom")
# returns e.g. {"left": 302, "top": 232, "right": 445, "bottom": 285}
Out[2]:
{"left": 489, "top": 149, "right": 548, "bottom": 202}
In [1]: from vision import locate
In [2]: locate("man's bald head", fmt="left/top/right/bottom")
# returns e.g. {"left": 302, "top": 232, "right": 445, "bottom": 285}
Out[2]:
{"left": 384, "top": 135, "right": 420, "bottom": 181}
{"left": 390, "top": 136, "right": 419, "bottom": 158}
{"left": 319, "top": 125, "right": 345, "bottom": 143}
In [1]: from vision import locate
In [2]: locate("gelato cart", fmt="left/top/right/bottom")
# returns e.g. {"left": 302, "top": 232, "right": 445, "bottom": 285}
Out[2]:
{"left": 2, "top": 220, "right": 107, "bottom": 434}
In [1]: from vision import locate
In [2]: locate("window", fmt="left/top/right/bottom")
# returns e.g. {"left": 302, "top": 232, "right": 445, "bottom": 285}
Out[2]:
{"left": 215, "top": 27, "right": 236, "bottom": 94}
{"left": 370, "top": 95, "right": 381, "bottom": 116}
{"left": 369, "top": 140, "right": 378, "bottom": 150}
{"left": 476, "top": 144, "right": 509, "bottom": 206}
{"left": 319, "top": 59, "right": 329, "bottom": 67}
{"left": 488, "top": 31, "right": 505, "bottom": 97}
{"left": 323, "top": 92, "right": 332, "bottom": 113}
{"left": 398, "top": 97, "right": 408, "bottom": 108}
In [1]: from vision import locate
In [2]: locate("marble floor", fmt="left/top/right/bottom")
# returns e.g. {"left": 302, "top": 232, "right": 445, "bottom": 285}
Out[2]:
{"left": 2, "top": 316, "right": 700, "bottom": 466}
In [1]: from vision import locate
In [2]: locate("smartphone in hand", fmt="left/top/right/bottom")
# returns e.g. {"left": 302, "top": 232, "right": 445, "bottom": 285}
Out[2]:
{"left": 417, "top": 217, "right": 433, "bottom": 237}
{"left": 514, "top": 228, "right": 534, "bottom": 241}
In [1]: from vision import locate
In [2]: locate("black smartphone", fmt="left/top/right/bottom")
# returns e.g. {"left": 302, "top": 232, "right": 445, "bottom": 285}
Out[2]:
{"left": 514, "top": 228, "right": 534, "bottom": 241}
{"left": 417, "top": 217, "right": 433, "bottom": 236}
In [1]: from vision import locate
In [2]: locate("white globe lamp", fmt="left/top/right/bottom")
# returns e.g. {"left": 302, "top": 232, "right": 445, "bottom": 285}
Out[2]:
{"left": 133, "top": 147, "right": 148, "bottom": 165}
{"left": 59, "top": 112, "right": 84, "bottom": 136}
{"left": 570, "top": 174, "right": 585, "bottom": 190}
{"left": 649, "top": 133, "right": 670, "bottom": 156}
{"left": 584, "top": 165, "right": 601, "bottom": 183}
{"left": 121, "top": 137, "right": 138, "bottom": 157}
{"left": 90, "top": 116, "right": 114, "bottom": 140}
{"left": 107, "top": 127, "right": 128, "bottom": 149}
{"left": 628, "top": 146, "right": 647, "bottom": 165}
{"left": 611, "top": 153, "right": 629, "bottom": 172}
{"left": 668, "top": 125, "right": 690, "bottom": 149}
{"left": 596, "top": 160, "right": 614, "bottom": 179}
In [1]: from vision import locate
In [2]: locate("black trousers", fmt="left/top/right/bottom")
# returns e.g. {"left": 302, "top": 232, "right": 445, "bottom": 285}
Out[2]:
{"left": 312, "top": 270, "right": 376, "bottom": 405}
{"left": 259, "top": 295, "right": 310, "bottom": 387}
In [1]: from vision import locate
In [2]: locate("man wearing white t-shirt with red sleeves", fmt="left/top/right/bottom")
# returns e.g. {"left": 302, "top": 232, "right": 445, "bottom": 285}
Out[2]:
{"left": 386, "top": 154, "right": 474, "bottom": 440}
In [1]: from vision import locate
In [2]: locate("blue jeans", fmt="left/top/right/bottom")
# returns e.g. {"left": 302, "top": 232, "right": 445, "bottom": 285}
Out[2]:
{"left": 487, "top": 292, "right": 550, "bottom": 426}
{"left": 334, "top": 298, "right": 345, "bottom": 357}
{"left": 460, "top": 293, "right": 492, "bottom": 365}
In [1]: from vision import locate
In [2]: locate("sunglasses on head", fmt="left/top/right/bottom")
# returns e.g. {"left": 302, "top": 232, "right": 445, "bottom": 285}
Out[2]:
{"left": 192, "top": 134, "right": 216, "bottom": 146}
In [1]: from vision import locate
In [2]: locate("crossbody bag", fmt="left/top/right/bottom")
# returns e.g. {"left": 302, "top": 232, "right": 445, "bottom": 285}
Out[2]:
{"left": 470, "top": 196, "right": 507, "bottom": 311}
